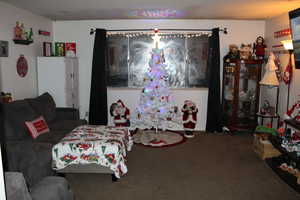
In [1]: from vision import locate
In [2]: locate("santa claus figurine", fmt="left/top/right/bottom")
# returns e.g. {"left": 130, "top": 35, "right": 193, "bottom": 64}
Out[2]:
{"left": 181, "top": 100, "right": 198, "bottom": 138}
{"left": 110, "top": 99, "right": 130, "bottom": 127}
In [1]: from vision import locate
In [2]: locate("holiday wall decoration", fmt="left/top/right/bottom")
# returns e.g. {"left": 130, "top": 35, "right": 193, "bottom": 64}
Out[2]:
{"left": 16, "top": 55, "right": 28, "bottom": 77}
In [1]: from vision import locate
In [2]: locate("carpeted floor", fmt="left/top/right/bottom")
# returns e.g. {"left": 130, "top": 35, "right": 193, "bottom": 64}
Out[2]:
{"left": 66, "top": 132, "right": 300, "bottom": 200}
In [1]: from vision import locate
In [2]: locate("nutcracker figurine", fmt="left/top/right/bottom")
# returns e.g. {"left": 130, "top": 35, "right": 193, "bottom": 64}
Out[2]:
{"left": 110, "top": 99, "right": 130, "bottom": 127}
{"left": 181, "top": 100, "right": 198, "bottom": 138}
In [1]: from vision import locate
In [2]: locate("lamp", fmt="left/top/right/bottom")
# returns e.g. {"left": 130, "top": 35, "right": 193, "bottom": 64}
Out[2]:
{"left": 280, "top": 39, "right": 294, "bottom": 113}
{"left": 281, "top": 39, "right": 293, "bottom": 52}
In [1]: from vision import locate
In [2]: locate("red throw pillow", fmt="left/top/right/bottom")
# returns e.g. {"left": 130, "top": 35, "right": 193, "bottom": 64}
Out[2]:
{"left": 25, "top": 116, "right": 50, "bottom": 139}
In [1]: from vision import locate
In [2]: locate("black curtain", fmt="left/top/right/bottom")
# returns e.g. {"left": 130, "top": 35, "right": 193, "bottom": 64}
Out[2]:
{"left": 206, "top": 28, "right": 222, "bottom": 133}
{"left": 89, "top": 29, "right": 108, "bottom": 125}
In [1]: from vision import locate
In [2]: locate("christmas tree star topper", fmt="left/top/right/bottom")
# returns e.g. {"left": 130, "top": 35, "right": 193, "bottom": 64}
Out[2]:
{"left": 152, "top": 28, "right": 161, "bottom": 48}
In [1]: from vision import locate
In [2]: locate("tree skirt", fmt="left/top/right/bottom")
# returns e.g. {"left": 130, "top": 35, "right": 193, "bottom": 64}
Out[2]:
{"left": 133, "top": 130, "right": 186, "bottom": 148}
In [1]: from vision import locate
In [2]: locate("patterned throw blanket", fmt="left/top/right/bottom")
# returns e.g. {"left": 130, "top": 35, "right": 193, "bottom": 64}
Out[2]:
{"left": 52, "top": 125, "right": 133, "bottom": 178}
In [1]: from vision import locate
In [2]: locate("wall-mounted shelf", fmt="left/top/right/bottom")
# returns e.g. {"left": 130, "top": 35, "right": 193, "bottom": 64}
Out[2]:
{"left": 13, "top": 39, "right": 33, "bottom": 45}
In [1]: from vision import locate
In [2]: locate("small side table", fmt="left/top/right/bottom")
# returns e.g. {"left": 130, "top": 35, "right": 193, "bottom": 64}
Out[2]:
{"left": 256, "top": 113, "right": 280, "bottom": 129}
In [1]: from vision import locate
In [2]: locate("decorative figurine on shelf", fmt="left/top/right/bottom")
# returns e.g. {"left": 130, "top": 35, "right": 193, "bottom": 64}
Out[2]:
{"left": 260, "top": 100, "right": 275, "bottom": 116}
{"left": 284, "top": 100, "right": 300, "bottom": 122}
{"left": 259, "top": 52, "right": 279, "bottom": 86}
{"left": 20, "top": 23, "right": 26, "bottom": 40}
{"left": 239, "top": 44, "right": 253, "bottom": 60}
{"left": 181, "top": 100, "right": 198, "bottom": 138}
{"left": 253, "top": 36, "right": 266, "bottom": 60}
{"left": 223, "top": 44, "right": 239, "bottom": 63}
{"left": 0, "top": 92, "right": 12, "bottom": 103}
{"left": 14, "top": 21, "right": 22, "bottom": 40}
{"left": 26, "top": 28, "right": 33, "bottom": 42}
{"left": 110, "top": 99, "right": 130, "bottom": 127}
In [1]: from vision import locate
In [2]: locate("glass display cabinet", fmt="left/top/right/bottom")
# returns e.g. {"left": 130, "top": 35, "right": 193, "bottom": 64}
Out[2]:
{"left": 222, "top": 59, "right": 262, "bottom": 132}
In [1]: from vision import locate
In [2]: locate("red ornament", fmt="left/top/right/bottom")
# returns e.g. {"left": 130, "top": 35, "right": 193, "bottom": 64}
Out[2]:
{"left": 16, "top": 55, "right": 28, "bottom": 77}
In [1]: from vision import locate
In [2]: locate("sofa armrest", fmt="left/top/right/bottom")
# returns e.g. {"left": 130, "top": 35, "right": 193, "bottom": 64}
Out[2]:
{"left": 5, "top": 141, "right": 55, "bottom": 187}
{"left": 5, "top": 172, "right": 32, "bottom": 200}
{"left": 55, "top": 107, "right": 79, "bottom": 121}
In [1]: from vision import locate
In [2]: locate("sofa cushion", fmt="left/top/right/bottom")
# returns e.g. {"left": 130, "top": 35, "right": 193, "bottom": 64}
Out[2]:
{"left": 26, "top": 93, "right": 56, "bottom": 123}
{"left": 30, "top": 176, "right": 73, "bottom": 200}
{"left": 3, "top": 100, "right": 38, "bottom": 141}
{"left": 35, "top": 130, "right": 68, "bottom": 144}
{"left": 5, "top": 141, "right": 54, "bottom": 187}
{"left": 48, "top": 119, "right": 87, "bottom": 132}
{"left": 25, "top": 116, "right": 50, "bottom": 139}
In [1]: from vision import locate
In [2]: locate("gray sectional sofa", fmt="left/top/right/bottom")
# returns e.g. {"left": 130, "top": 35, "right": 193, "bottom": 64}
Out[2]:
{"left": 1, "top": 92, "right": 87, "bottom": 200}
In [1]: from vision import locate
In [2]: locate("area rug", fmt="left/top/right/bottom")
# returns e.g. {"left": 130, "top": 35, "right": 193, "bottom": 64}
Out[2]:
{"left": 133, "top": 130, "right": 186, "bottom": 148}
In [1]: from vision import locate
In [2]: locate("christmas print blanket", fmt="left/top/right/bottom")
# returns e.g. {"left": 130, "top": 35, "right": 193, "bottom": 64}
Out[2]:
{"left": 52, "top": 125, "right": 133, "bottom": 178}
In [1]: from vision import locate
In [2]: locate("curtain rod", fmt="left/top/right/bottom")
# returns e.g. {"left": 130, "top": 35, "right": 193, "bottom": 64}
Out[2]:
{"left": 89, "top": 28, "right": 228, "bottom": 35}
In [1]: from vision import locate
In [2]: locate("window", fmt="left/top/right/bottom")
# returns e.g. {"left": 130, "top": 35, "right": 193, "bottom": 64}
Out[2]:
{"left": 107, "top": 33, "right": 209, "bottom": 88}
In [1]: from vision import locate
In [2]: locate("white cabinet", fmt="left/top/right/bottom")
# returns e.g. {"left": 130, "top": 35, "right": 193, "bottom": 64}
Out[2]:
{"left": 37, "top": 57, "right": 79, "bottom": 109}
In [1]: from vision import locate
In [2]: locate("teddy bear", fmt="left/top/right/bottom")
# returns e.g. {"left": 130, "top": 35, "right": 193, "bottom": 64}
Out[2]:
{"left": 223, "top": 44, "right": 240, "bottom": 63}
{"left": 181, "top": 100, "right": 198, "bottom": 138}
{"left": 239, "top": 44, "right": 253, "bottom": 60}
{"left": 110, "top": 99, "right": 130, "bottom": 127}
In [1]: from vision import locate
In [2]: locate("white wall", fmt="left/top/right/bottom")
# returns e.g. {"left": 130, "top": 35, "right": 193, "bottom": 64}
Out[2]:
{"left": 0, "top": 1, "right": 53, "bottom": 100}
{"left": 108, "top": 88, "right": 208, "bottom": 130}
{"left": 264, "top": 13, "right": 299, "bottom": 121}
{"left": 53, "top": 19, "right": 265, "bottom": 130}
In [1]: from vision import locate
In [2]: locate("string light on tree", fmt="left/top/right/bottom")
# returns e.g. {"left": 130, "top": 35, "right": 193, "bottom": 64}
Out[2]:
{"left": 131, "top": 28, "right": 181, "bottom": 136}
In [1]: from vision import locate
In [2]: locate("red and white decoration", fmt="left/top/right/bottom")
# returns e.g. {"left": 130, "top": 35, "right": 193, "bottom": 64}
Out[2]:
{"left": 284, "top": 100, "right": 300, "bottom": 122}
{"left": 283, "top": 61, "right": 293, "bottom": 85}
{"left": 274, "top": 28, "right": 291, "bottom": 38}
{"left": 25, "top": 116, "right": 49, "bottom": 139}
{"left": 110, "top": 99, "right": 130, "bottom": 127}
{"left": 181, "top": 100, "right": 198, "bottom": 131}
{"left": 16, "top": 55, "right": 28, "bottom": 77}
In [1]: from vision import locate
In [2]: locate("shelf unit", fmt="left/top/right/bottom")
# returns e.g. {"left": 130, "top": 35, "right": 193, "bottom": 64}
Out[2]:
{"left": 222, "top": 59, "right": 262, "bottom": 132}
{"left": 13, "top": 39, "right": 33, "bottom": 45}
{"left": 267, "top": 124, "right": 300, "bottom": 193}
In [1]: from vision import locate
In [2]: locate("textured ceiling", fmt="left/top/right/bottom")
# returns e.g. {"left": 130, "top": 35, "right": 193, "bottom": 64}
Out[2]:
{"left": 1, "top": 0, "right": 300, "bottom": 20}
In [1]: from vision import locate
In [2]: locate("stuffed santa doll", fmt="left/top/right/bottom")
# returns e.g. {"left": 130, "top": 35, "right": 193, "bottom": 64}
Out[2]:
{"left": 181, "top": 100, "right": 198, "bottom": 138}
{"left": 110, "top": 99, "right": 130, "bottom": 127}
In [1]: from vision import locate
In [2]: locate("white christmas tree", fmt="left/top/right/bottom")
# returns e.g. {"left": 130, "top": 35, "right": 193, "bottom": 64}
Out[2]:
{"left": 131, "top": 29, "right": 181, "bottom": 131}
